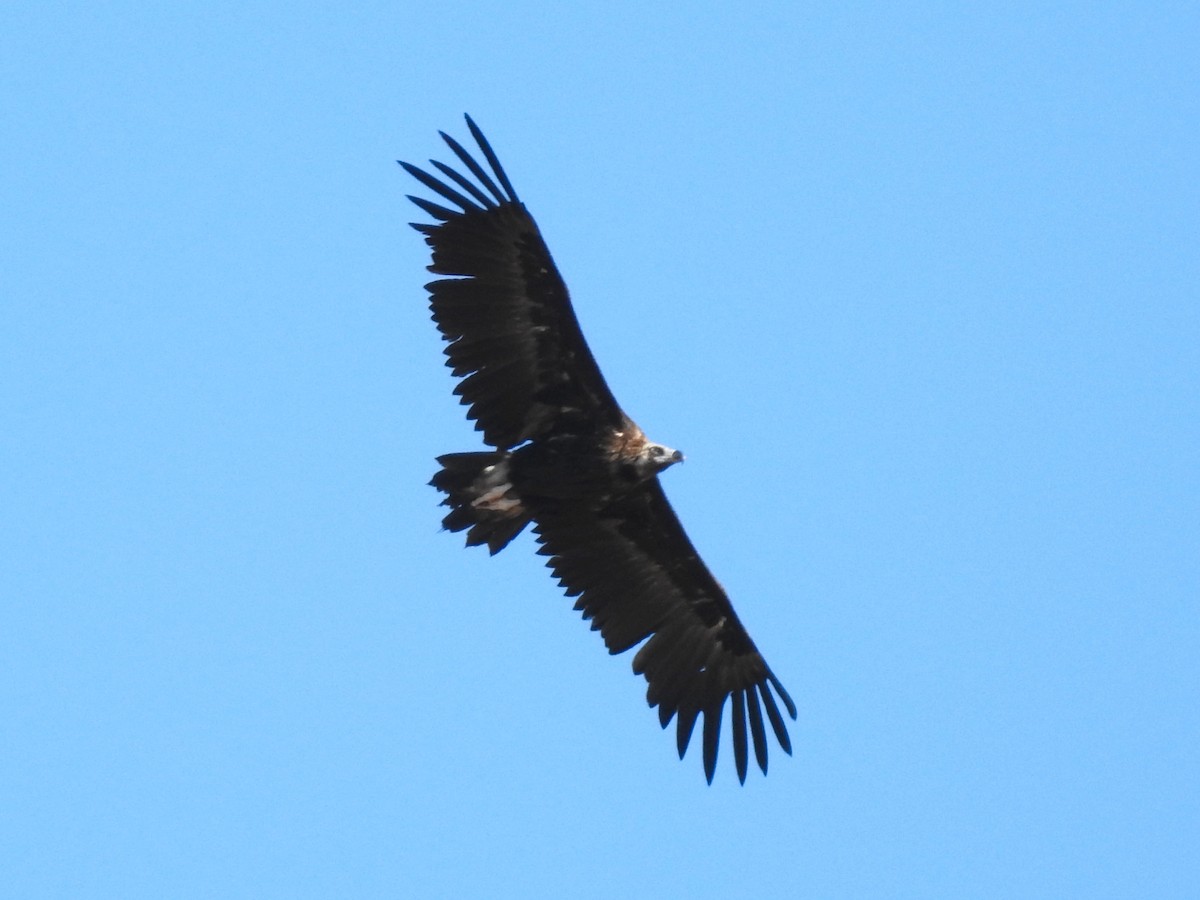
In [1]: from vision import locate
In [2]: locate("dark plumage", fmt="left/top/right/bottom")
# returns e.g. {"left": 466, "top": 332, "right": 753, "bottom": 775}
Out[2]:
{"left": 402, "top": 116, "right": 796, "bottom": 783}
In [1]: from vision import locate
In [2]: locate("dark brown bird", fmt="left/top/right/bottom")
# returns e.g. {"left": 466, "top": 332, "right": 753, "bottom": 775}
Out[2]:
{"left": 401, "top": 116, "right": 796, "bottom": 783}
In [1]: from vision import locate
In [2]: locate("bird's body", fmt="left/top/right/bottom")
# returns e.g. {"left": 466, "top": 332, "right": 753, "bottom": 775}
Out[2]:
{"left": 402, "top": 117, "right": 796, "bottom": 783}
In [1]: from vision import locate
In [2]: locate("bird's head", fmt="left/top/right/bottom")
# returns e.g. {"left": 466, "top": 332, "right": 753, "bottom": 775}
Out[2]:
{"left": 634, "top": 442, "right": 684, "bottom": 479}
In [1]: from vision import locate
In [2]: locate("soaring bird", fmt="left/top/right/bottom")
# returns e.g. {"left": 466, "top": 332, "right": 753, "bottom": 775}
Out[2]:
{"left": 402, "top": 117, "right": 796, "bottom": 783}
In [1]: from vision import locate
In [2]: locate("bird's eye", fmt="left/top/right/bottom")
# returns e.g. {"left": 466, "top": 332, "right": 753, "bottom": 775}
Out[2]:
{"left": 650, "top": 446, "right": 663, "bottom": 457}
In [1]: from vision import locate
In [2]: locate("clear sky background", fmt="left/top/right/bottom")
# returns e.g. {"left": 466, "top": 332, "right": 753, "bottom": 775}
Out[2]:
{"left": 3, "top": 2, "right": 1197, "bottom": 897}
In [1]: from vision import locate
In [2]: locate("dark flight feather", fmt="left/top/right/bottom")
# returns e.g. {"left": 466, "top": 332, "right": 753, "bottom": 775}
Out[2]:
{"left": 404, "top": 115, "right": 796, "bottom": 782}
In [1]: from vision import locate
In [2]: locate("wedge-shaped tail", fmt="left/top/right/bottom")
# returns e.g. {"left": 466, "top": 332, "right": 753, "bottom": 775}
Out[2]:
{"left": 430, "top": 452, "right": 532, "bottom": 555}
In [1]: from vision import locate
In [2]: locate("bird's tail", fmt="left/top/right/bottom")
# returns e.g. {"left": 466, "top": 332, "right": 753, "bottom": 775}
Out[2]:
{"left": 430, "top": 452, "right": 531, "bottom": 555}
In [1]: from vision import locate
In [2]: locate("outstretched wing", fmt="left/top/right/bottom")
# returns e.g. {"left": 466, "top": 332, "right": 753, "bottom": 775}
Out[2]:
{"left": 401, "top": 116, "right": 624, "bottom": 450}
{"left": 532, "top": 480, "right": 797, "bottom": 784}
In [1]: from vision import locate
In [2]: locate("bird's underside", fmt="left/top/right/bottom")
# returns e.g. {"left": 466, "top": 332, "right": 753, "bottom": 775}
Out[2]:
{"left": 403, "top": 116, "right": 796, "bottom": 783}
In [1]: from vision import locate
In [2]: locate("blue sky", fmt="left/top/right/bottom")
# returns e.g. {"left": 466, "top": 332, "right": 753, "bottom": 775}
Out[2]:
{"left": 3, "top": 2, "right": 1197, "bottom": 897}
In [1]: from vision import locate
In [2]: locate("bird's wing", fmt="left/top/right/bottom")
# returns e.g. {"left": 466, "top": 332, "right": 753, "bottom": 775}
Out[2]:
{"left": 531, "top": 479, "right": 797, "bottom": 783}
{"left": 402, "top": 116, "right": 624, "bottom": 450}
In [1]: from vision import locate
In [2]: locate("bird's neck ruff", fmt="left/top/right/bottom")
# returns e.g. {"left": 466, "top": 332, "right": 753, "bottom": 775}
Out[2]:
{"left": 607, "top": 417, "right": 650, "bottom": 462}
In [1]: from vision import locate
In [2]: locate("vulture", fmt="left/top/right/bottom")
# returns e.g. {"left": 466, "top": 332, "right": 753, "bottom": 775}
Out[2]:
{"left": 401, "top": 116, "right": 796, "bottom": 783}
